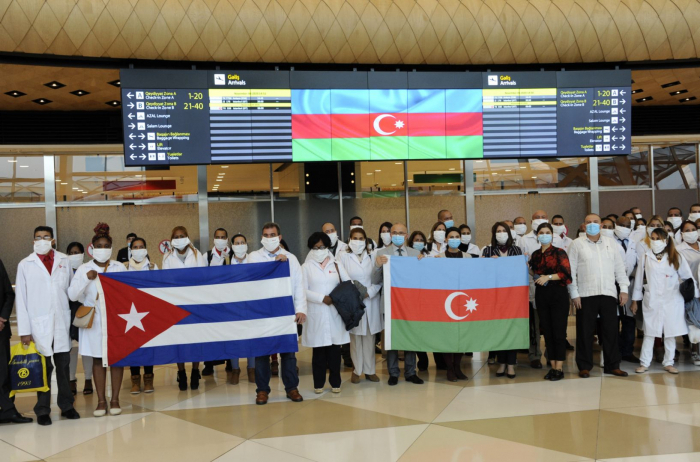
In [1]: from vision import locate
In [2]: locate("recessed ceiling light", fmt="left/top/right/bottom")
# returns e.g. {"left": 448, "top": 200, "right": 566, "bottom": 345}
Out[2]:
{"left": 391, "top": 184, "right": 396, "bottom": 186}
{"left": 7, "top": 160, "right": 16, "bottom": 163}
{"left": 447, "top": 182, "right": 453, "bottom": 185}
{"left": 476, "top": 160, "right": 483, "bottom": 163}
{"left": 72, "top": 187, "right": 79, "bottom": 190}
{"left": 108, "top": 79, "right": 121, "bottom": 88}
{"left": 5, "top": 90, "right": 25, "bottom": 98}
{"left": 60, "top": 182, "right": 67, "bottom": 185}
{"left": 366, "top": 173, "right": 372, "bottom": 175}
{"left": 19, "top": 165, "right": 28, "bottom": 168}
{"left": 395, "top": 162, "right": 402, "bottom": 164}
{"left": 216, "top": 179, "right": 222, "bottom": 182}
{"left": 220, "top": 166, "right": 228, "bottom": 168}
{"left": 661, "top": 81, "right": 681, "bottom": 88}
{"left": 375, "top": 169, "right": 381, "bottom": 172}
{"left": 520, "top": 166, "right": 527, "bottom": 169}
{"left": 55, "top": 179, "right": 60, "bottom": 182}
{"left": 636, "top": 96, "right": 653, "bottom": 103}
{"left": 631, "top": 89, "right": 643, "bottom": 94}
{"left": 449, "top": 168, "right": 455, "bottom": 171}
{"left": 670, "top": 89, "right": 688, "bottom": 96}
{"left": 106, "top": 100, "right": 120, "bottom": 107}
{"left": 351, "top": 180, "right": 354, "bottom": 184}
{"left": 680, "top": 97, "right": 697, "bottom": 103}
{"left": 70, "top": 89, "right": 90, "bottom": 97}
{"left": 44, "top": 81, "right": 65, "bottom": 89}
{"left": 350, "top": 172, "right": 354, "bottom": 176}
{"left": 305, "top": 181, "right": 309, "bottom": 185}
{"left": 32, "top": 98, "right": 52, "bottom": 105}
{"left": 505, "top": 169, "right": 511, "bottom": 172}
{"left": 531, "top": 176, "right": 537, "bottom": 179}
{"left": 407, "top": 179, "right": 413, "bottom": 182}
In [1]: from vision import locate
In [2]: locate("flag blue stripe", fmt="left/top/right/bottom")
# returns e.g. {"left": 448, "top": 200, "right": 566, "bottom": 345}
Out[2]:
{"left": 175, "top": 297, "right": 295, "bottom": 324}
{"left": 390, "top": 255, "right": 529, "bottom": 290}
{"left": 369, "top": 89, "right": 407, "bottom": 113}
{"left": 292, "top": 89, "right": 330, "bottom": 115}
{"left": 330, "top": 89, "right": 369, "bottom": 114}
{"left": 408, "top": 89, "right": 444, "bottom": 113}
{"left": 446, "top": 89, "right": 483, "bottom": 113}
{"left": 112, "top": 335, "right": 299, "bottom": 367}
{"left": 101, "top": 261, "right": 289, "bottom": 288}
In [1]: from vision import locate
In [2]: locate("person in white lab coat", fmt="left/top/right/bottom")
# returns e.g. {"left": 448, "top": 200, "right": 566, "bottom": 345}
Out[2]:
{"left": 68, "top": 223, "right": 126, "bottom": 417}
{"left": 426, "top": 221, "right": 447, "bottom": 257}
{"left": 339, "top": 227, "right": 383, "bottom": 384}
{"left": 551, "top": 215, "right": 574, "bottom": 252}
{"left": 302, "top": 232, "right": 350, "bottom": 394}
{"left": 15, "top": 226, "right": 80, "bottom": 425}
{"left": 632, "top": 228, "right": 698, "bottom": 374}
{"left": 125, "top": 237, "right": 157, "bottom": 394}
{"left": 162, "top": 226, "right": 207, "bottom": 391}
{"left": 66, "top": 242, "right": 93, "bottom": 396}
{"left": 458, "top": 224, "right": 481, "bottom": 257}
{"left": 677, "top": 220, "right": 700, "bottom": 365}
{"left": 248, "top": 222, "right": 307, "bottom": 405}
{"left": 322, "top": 222, "right": 348, "bottom": 258}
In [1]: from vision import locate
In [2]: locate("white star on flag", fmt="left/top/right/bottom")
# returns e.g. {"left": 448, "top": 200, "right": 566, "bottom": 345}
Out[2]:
{"left": 464, "top": 298, "right": 478, "bottom": 314}
{"left": 118, "top": 303, "right": 149, "bottom": 333}
{"left": 394, "top": 120, "right": 404, "bottom": 129}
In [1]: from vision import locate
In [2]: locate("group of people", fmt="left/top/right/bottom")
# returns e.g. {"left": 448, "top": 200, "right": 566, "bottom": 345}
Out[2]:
{"left": 2, "top": 203, "right": 700, "bottom": 426}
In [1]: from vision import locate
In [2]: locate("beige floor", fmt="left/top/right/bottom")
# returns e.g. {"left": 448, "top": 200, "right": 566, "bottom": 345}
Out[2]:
{"left": 4, "top": 320, "right": 700, "bottom": 462}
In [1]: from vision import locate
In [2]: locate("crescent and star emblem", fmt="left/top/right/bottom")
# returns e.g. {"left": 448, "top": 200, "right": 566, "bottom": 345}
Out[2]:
{"left": 444, "top": 292, "right": 479, "bottom": 321}
{"left": 373, "top": 114, "right": 405, "bottom": 136}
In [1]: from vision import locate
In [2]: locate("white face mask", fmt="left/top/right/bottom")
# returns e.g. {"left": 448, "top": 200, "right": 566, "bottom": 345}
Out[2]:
{"left": 327, "top": 232, "right": 338, "bottom": 247}
{"left": 310, "top": 248, "right": 328, "bottom": 263}
{"left": 433, "top": 230, "right": 446, "bottom": 244}
{"left": 636, "top": 225, "right": 646, "bottom": 232}
{"left": 614, "top": 226, "right": 632, "bottom": 240}
{"left": 93, "top": 248, "right": 112, "bottom": 263}
{"left": 578, "top": 232, "right": 586, "bottom": 239}
{"left": 380, "top": 232, "right": 391, "bottom": 246}
{"left": 349, "top": 225, "right": 363, "bottom": 230}
{"left": 510, "top": 229, "right": 518, "bottom": 240}
{"left": 68, "top": 254, "right": 84, "bottom": 269}
{"left": 460, "top": 234, "right": 472, "bottom": 245}
{"left": 683, "top": 231, "right": 699, "bottom": 245}
{"left": 647, "top": 226, "right": 660, "bottom": 237}
{"left": 214, "top": 239, "right": 228, "bottom": 252}
{"left": 495, "top": 232, "right": 509, "bottom": 245}
{"left": 131, "top": 248, "right": 148, "bottom": 262}
{"left": 532, "top": 218, "right": 548, "bottom": 231}
{"left": 349, "top": 240, "right": 366, "bottom": 255}
{"left": 668, "top": 217, "right": 683, "bottom": 229}
{"left": 514, "top": 224, "right": 527, "bottom": 236}
{"left": 689, "top": 213, "right": 700, "bottom": 222}
{"left": 232, "top": 244, "right": 248, "bottom": 258}
{"left": 635, "top": 214, "right": 643, "bottom": 220}
{"left": 601, "top": 228, "right": 615, "bottom": 238}
{"left": 261, "top": 236, "right": 280, "bottom": 253}
{"left": 650, "top": 239, "right": 667, "bottom": 255}
{"left": 34, "top": 240, "right": 53, "bottom": 255}
{"left": 552, "top": 225, "right": 566, "bottom": 236}
{"left": 172, "top": 237, "right": 190, "bottom": 250}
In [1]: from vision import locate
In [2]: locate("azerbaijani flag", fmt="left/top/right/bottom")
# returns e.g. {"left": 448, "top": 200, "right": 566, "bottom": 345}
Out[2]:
{"left": 385, "top": 256, "right": 529, "bottom": 352}
{"left": 291, "top": 89, "right": 483, "bottom": 161}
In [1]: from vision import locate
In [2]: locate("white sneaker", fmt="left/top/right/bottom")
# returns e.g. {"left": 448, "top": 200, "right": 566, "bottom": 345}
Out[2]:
{"left": 314, "top": 388, "right": 323, "bottom": 394}
{"left": 331, "top": 387, "right": 341, "bottom": 393}
{"left": 692, "top": 352, "right": 700, "bottom": 366}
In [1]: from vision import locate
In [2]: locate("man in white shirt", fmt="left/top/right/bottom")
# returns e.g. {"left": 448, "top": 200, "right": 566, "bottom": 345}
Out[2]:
{"left": 513, "top": 216, "right": 527, "bottom": 238}
{"left": 322, "top": 222, "right": 348, "bottom": 258}
{"left": 248, "top": 222, "right": 307, "bottom": 405}
{"left": 568, "top": 214, "right": 630, "bottom": 378}
{"left": 668, "top": 207, "right": 683, "bottom": 244}
{"left": 438, "top": 209, "right": 455, "bottom": 229}
{"left": 206, "top": 228, "right": 232, "bottom": 267}
{"left": 551, "top": 215, "right": 573, "bottom": 252}
{"left": 612, "top": 216, "right": 638, "bottom": 362}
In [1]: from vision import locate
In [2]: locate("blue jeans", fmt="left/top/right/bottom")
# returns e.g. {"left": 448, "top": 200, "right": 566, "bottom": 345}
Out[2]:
{"left": 226, "top": 357, "right": 255, "bottom": 370}
{"left": 255, "top": 352, "right": 298, "bottom": 393}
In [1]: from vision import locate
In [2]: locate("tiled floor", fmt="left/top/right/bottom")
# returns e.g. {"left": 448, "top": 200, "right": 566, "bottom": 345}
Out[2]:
{"left": 5, "top": 321, "right": 700, "bottom": 462}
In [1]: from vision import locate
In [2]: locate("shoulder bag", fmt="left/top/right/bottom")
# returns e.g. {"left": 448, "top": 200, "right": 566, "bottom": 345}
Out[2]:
{"left": 72, "top": 264, "right": 108, "bottom": 329}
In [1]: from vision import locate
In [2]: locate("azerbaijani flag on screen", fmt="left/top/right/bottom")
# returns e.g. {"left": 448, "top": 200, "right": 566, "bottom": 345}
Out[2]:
{"left": 385, "top": 256, "right": 529, "bottom": 352}
{"left": 291, "top": 89, "right": 483, "bottom": 161}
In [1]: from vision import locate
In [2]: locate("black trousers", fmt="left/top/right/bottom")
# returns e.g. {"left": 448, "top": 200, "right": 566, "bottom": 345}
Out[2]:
{"left": 619, "top": 315, "right": 636, "bottom": 357}
{"left": 0, "top": 329, "right": 16, "bottom": 419}
{"left": 496, "top": 350, "right": 517, "bottom": 365}
{"left": 576, "top": 295, "right": 621, "bottom": 372}
{"left": 130, "top": 366, "right": 154, "bottom": 375}
{"left": 416, "top": 352, "right": 445, "bottom": 369}
{"left": 312, "top": 345, "right": 341, "bottom": 389}
{"left": 36, "top": 351, "right": 74, "bottom": 416}
{"left": 536, "top": 283, "right": 570, "bottom": 362}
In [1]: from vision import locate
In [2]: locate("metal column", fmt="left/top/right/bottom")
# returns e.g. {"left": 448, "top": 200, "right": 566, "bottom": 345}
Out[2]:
{"left": 589, "top": 157, "right": 599, "bottom": 214}
{"left": 44, "top": 155, "right": 56, "bottom": 231}
{"left": 650, "top": 146, "right": 656, "bottom": 215}
{"left": 464, "top": 160, "right": 476, "bottom": 227}
{"left": 269, "top": 163, "right": 275, "bottom": 222}
{"left": 197, "top": 165, "right": 209, "bottom": 252}
{"left": 404, "top": 162, "right": 410, "bottom": 229}
{"left": 337, "top": 163, "right": 344, "bottom": 239}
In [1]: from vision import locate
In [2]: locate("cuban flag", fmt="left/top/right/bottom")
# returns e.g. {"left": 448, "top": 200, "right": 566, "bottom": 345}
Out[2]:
{"left": 95, "top": 262, "right": 298, "bottom": 367}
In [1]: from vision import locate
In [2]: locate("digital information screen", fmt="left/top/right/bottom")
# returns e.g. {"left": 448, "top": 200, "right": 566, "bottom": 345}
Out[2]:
{"left": 120, "top": 69, "right": 631, "bottom": 166}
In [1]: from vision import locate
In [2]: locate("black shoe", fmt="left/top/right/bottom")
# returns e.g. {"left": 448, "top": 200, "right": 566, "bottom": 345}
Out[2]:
{"left": 544, "top": 369, "right": 554, "bottom": 380}
{"left": 375, "top": 345, "right": 382, "bottom": 354}
{"left": 550, "top": 370, "right": 564, "bottom": 382}
{"left": 530, "top": 360, "right": 543, "bottom": 369}
{"left": 60, "top": 409, "right": 80, "bottom": 420}
{"left": 388, "top": 376, "right": 398, "bottom": 386}
{"left": 201, "top": 364, "right": 214, "bottom": 376}
{"left": 566, "top": 341, "right": 575, "bottom": 351}
{"left": 622, "top": 354, "right": 640, "bottom": 363}
{"left": 405, "top": 375, "right": 424, "bottom": 384}
{"left": 0, "top": 412, "right": 33, "bottom": 424}
{"left": 37, "top": 415, "right": 52, "bottom": 426}
{"left": 177, "top": 370, "right": 187, "bottom": 391}
{"left": 190, "top": 369, "right": 201, "bottom": 390}
{"left": 344, "top": 360, "right": 354, "bottom": 368}
{"left": 496, "top": 366, "right": 506, "bottom": 377}
{"left": 417, "top": 361, "right": 428, "bottom": 371}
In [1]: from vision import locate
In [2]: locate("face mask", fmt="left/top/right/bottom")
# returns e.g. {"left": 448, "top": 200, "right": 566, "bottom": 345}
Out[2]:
{"left": 349, "top": 240, "right": 366, "bottom": 255}
{"left": 510, "top": 229, "right": 518, "bottom": 240}
{"left": 131, "top": 249, "right": 148, "bottom": 262}
{"left": 327, "top": 232, "right": 338, "bottom": 247}
{"left": 214, "top": 239, "right": 228, "bottom": 252}
{"left": 636, "top": 225, "right": 646, "bottom": 232}
{"left": 460, "top": 234, "right": 472, "bottom": 245}
{"left": 514, "top": 224, "right": 527, "bottom": 235}
{"left": 651, "top": 239, "right": 667, "bottom": 254}
{"left": 391, "top": 235, "right": 405, "bottom": 247}
{"left": 349, "top": 225, "right": 363, "bottom": 230}
{"left": 647, "top": 226, "right": 660, "bottom": 237}
{"left": 578, "top": 232, "right": 586, "bottom": 239}
{"left": 172, "top": 237, "right": 190, "bottom": 250}
{"left": 614, "top": 226, "right": 632, "bottom": 240}
{"left": 447, "top": 238, "right": 461, "bottom": 249}
{"left": 668, "top": 217, "right": 682, "bottom": 229}
{"left": 689, "top": 213, "right": 700, "bottom": 222}
{"left": 586, "top": 223, "right": 600, "bottom": 236}
{"left": 443, "top": 220, "right": 454, "bottom": 229}
{"left": 68, "top": 254, "right": 84, "bottom": 269}
{"left": 552, "top": 225, "right": 566, "bottom": 236}
{"left": 635, "top": 214, "right": 643, "bottom": 220}
{"left": 412, "top": 242, "right": 425, "bottom": 252}
{"left": 601, "top": 228, "right": 614, "bottom": 238}
{"left": 433, "top": 230, "right": 446, "bottom": 244}
{"left": 310, "top": 248, "right": 328, "bottom": 263}
{"left": 538, "top": 234, "right": 553, "bottom": 245}
{"left": 232, "top": 244, "right": 248, "bottom": 258}
{"left": 93, "top": 248, "right": 112, "bottom": 263}
{"left": 532, "top": 219, "right": 548, "bottom": 231}
{"left": 380, "top": 232, "right": 391, "bottom": 246}
{"left": 261, "top": 236, "right": 280, "bottom": 253}
{"left": 34, "top": 240, "right": 52, "bottom": 255}
{"left": 683, "top": 231, "right": 699, "bottom": 245}
{"left": 495, "top": 232, "right": 509, "bottom": 245}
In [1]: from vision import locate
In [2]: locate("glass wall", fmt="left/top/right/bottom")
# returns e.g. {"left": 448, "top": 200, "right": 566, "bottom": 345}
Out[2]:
{"left": 473, "top": 158, "right": 589, "bottom": 191}
{"left": 0, "top": 156, "right": 44, "bottom": 203}
{"left": 407, "top": 160, "right": 465, "bottom": 237}
{"left": 653, "top": 144, "right": 699, "bottom": 216}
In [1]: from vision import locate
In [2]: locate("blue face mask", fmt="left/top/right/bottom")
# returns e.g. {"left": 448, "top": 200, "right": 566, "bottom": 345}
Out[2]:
{"left": 538, "top": 234, "right": 553, "bottom": 245}
{"left": 447, "top": 238, "right": 461, "bottom": 249}
{"left": 443, "top": 220, "right": 454, "bottom": 229}
{"left": 391, "top": 235, "right": 405, "bottom": 247}
{"left": 412, "top": 242, "right": 425, "bottom": 251}
{"left": 586, "top": 223, "right": 601, "bottom": 236}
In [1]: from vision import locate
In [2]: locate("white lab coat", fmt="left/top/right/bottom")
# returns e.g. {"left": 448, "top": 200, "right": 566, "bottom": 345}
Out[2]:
{"left": 15, "top": 251, "right": 74, "bottom": 357}
{"left": 632, "top": 250, "right": 697, "bottom": 338}
{"left": 427, "top": 241, "right": 446, "bottom": 257}
{"left": 303, "top": 241, "right": 349, "bottom": 263}
{"left": 677, "top": 241, "right": 700, "bottom": 277}
{"left": 68, "top": 260, "right": 126, "bottom": 358}
{"left": 248, "top": 247, "right": 307, "bottom": 315}
{"left": 301, "top": 255, "right": 351, "bottom": 347}
{"left": 162, "top": 246, "right": 207, "bottom": 269}
{"left": 615, "top": 237, "right": 637, "bottom": 317}
{"left": 339, "top": 250, "right": 383, "bottom": 336}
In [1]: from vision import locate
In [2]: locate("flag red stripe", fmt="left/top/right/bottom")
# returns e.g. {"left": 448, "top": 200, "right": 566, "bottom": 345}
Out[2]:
{"left": 446, "top": 113, "right": 483, "bottom": 136}
{"left": 390, "top": 286, "right": 528, "bottom": 323}
{"left": 291, "top": 114, "right": 331, "bottom": 139}
{"left": 408, "top": 113, "right": 445, "bottom": 137}
{"left": 331, "top": 114, "right": 370, "bottom": 138}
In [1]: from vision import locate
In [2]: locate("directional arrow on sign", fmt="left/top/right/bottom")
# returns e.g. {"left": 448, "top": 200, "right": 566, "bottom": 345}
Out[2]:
{"left": 620, "top": 135, "right": 626, "bottom": 141}
{"left": 620, "top": 144, "right": 626, "bottom": 150}
{"left": 127, "top": 102, "right": 134, "bottom": 109}
{"left": 128, "top": 123, "right": 135, "bottom": 129}
{"left": 128, "top": 133, "right": 135, "bottom": 140}
{"left": 620, "top": 108, "right": 626, "bottom": 114}
{"left": 613, "top": 136, "right": 618, "bottom": 141}
{"left": 620, "top": 90, "right": 626, "bottom": 96}
{"left": 620, "top": 126, "right": 626, "bottom": 132}
{"left": 612, "top": 127, "right": 618, "bottom": 132}
{"left": 128, "top": 113, "right": 134, "bottom": 119}
{"left": 612, "top": 145, "right": 619, "bottom": 151}
{"left": 620, "top": 117, "right": 626, "bottom": 123}
{"left": 129, "top": 143, "right": 136, "bottom": 150}
{"left": 139, "top": 133, "right": 145, "bottom": 139}
{"left": 140, "top": 154, "right": 146, "bottom": 160}
{"left": 620, "top": 99, "right": 626, "bottom": 105}
{"left": 130, "top": 154, "right": 136, "bottom": 160}
{"left": 139, "top": 143, "right": 146, "bottom": 150}
{"left": 127, "top": 92, "right": 133, "bottom": 99}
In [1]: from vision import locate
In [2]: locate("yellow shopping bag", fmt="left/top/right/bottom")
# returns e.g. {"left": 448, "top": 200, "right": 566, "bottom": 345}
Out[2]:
{"left": 8, "top": 341, "right": 49, "bottom": 398}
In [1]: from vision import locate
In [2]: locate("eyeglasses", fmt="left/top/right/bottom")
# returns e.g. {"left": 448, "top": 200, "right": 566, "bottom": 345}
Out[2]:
{"left": 391, "top": 231, "right": 407, "bottom": 236}
{"left": 33, "top": 236, "right": 52, "bottom": 241}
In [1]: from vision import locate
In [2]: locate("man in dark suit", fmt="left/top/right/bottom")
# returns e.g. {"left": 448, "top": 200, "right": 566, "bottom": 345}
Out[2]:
{"left": 116, "top": 233, "right": 137, "bottom": 263}
{"left": 0, "top": 259, "right": 32, "bottom": 424}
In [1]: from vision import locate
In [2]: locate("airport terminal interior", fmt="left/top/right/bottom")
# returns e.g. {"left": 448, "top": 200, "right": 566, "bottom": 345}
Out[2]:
{"left": 2, "top": 0, "right": 700, "bottom": 461}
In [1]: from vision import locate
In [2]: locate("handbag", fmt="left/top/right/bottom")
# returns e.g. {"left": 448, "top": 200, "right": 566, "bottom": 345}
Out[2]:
{"left": 680, "top": 278, "right": 695, "bottom": 303}
{"left": 72, "top": 265, "right": 108, "bottom": 329}
{"left": 8, "top": 341, "right": 49, "bottom": 398}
